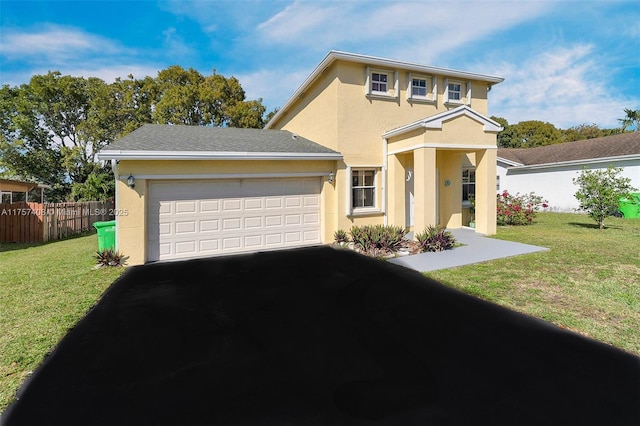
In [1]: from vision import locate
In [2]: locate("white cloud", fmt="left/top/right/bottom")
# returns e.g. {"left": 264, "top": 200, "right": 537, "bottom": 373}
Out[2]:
{"left": 0, "top": 25, "right": 124, "bottom": 63}
{"left": 486, "top": 44, "right": 639, "bottom": 128}
{"left": 254, "top": 1, "right": 553, "bottom": 62}
{"left": 234, "top": 68, "right": 310, "bottom": 111}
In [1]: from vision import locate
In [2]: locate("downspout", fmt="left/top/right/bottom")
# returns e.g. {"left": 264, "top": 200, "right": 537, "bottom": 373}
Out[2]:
{"left": 382, "top": 138, "right": 388, "bottom": 225}
{"left": 111, "top": 159, "right": 119, "bottom": 250}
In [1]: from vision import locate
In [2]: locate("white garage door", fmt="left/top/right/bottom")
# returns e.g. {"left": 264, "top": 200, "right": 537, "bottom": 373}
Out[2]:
{"left": 147, "top": 178, "right": 322, "bottom": 261}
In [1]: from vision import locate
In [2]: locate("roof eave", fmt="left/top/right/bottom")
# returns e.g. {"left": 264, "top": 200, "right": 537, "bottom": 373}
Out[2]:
{"left": 505, "top": 154, "right": 640, "bottom": 171}
{"left": 97, "top": 150, "right": 343, "bottom": 161}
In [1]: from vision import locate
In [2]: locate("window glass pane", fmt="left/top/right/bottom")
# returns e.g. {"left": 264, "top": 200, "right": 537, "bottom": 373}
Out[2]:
{"left": 363, "top": 170, "right": 374, "bottom": 186}
{"left": 352, "top": 171, "right": 360, "bottom": 187}
{"left": 380, "top": 74, "right": 387, "bottom": 83}
{"left": 353, "top": 188, "right": 362, "bottom": 207}
{"left": 362, "top": 188, "right": 375, "bottom": 207}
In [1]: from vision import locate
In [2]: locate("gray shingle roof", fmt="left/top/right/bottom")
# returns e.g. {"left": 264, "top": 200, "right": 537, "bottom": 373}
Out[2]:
{"left": 498, "top": 132, "right": 640, "bottom": 166}
{"left": 100, "top": 124, "right": 340, "bottom": 156}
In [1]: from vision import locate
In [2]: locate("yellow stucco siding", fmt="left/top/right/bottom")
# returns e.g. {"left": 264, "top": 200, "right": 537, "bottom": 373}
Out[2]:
{"left": 117, "top": 159, "right": 336, "bottom": 176}
{"left": 116, "top": 178, "right": 146, "bottom": 265}
{"left": 424, "top": 115, "right": 497, "bottom": 146}
{"left": 268, "top": 67, "right": 340, "bottom": 152}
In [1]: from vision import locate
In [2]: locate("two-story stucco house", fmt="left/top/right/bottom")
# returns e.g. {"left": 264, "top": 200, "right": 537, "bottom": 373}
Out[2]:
{"left": 99, "top": 51, "right": 504, "bottom": 265}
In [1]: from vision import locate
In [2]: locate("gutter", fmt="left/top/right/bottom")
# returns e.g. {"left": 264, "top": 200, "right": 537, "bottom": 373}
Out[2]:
{"left": 503, "top": 154, "right": 640, "bottom": 171}
{"left": 97, "top": 151, "right": 343, "bottom": 161}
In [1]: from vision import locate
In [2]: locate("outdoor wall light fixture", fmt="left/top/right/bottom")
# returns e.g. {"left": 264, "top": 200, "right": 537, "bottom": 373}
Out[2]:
{"left": 328, "top": 171, "right": 334, "bottom": 184}
{"left": 127, "top": 174, "right": 135, "bottom": 189}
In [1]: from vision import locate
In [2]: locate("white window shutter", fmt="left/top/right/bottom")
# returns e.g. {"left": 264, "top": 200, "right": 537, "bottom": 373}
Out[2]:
{"left": 431, "top": 76, "right": 437, "bottom": 102}
{"left": 346, "top": 165, "right": 352, "bottom": 216}
{"left": 394, "top": 71, "right": 399, "bottom": 99}
{"left": 407, "top": 72, "right": 412, "bottom": 100}
{"left": 466, "top": 81, "right": 472, "bottom": 105}
{"left": 444, "top": 78, "right": 449, "bottom": 103}
{"left": 365, "top": 67, "right": 371, "bottom": 96}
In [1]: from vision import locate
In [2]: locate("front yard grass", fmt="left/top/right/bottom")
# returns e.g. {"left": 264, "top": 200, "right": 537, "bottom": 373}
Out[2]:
{"left": 427, "top": 212, "right": 640, "bottom": 356}
{"left": 0, "top": 233, "right": 125, "bottom": 413}
{"left": 1, "top": 213, "right": 638, "bottom": 413}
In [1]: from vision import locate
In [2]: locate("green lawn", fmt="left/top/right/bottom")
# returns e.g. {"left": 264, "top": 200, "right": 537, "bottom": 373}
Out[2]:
{"left": 0, "top": 233, "right": 125, "bottom": 413}
{"left": 427, "top": 212, "right": 640, "bottom": 357}
{"left": 1, "top": 214, "right": 639, "bottom": 412}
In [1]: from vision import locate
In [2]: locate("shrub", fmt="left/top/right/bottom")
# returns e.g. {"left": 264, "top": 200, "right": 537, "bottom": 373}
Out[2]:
{"left": 415, "top": 225, "right": 456, "bottom": 252}
{"left": 348, "top": 224, "right": 407, "bottom": 255}
{"left": 497, "top": 190, "right": 548, "bottom": 226}
{"left": 333, "top": 229, "right": 350, "bottom": 245}
{"left": 94, "top": 249, "right": 128, "bottom": 267}
{"left": 573, "top": 166, "right": 636, "bottom": 230}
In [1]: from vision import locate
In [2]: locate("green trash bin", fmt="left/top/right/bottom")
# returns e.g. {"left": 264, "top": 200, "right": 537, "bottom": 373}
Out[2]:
{"left": 619, "top": 193, "right": 640, "bottom": 219}
{"left": 94, "top": 220, "right": 116, "bottom": 251}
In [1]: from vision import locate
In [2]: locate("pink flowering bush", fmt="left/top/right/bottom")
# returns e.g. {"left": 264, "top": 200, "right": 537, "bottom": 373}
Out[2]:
{"left": 497, "top": 190, "right": 548, "bottom": 226}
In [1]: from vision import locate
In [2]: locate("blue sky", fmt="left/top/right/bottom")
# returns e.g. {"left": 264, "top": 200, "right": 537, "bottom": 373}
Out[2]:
{"left": 1, "top": 0, "right": 638, "bottom": 129}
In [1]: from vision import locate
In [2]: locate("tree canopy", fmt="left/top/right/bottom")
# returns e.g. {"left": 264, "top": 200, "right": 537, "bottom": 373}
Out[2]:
{"left": 0, "top": 66, "right": 271, "bottom": 201}
{"left": 491, "top": 114, "right": 631, "bottom": 149}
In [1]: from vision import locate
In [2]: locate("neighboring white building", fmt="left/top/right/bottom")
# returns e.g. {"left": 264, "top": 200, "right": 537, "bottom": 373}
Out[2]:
{"left": 497, "top": 132, "right": 640, "bottom": 212}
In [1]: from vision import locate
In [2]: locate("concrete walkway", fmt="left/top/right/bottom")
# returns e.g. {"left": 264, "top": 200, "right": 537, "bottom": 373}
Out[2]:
{"left": 389, "top": 228, "right": 548, "bottom": 272}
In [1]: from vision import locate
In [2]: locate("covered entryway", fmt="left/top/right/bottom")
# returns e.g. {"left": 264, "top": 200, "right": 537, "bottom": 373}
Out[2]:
{"left": 147, "top": 177, "right": 322, "bottom": 261}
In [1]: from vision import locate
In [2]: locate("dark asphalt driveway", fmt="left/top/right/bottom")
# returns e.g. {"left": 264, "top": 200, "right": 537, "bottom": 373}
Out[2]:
{"left": 3, "top": 246, "right": 639, "bottom": 425}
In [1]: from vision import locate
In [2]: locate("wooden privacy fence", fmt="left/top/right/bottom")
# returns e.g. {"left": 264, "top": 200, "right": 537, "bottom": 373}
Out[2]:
{"left": 0, "top": 201, "right": 115, "bottom": 243}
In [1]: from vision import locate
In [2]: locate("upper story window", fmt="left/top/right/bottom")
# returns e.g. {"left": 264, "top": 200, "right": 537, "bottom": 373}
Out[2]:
{"left": 352, "top": 169, "right": 376, "bottom": 209}
{"left": 448, "top": 82, "right": 462, "bottom": 101}
{"left": 412, "top": 78, "right": 427, "bottom": 97}
{"left": 366, "top": 67, "right": 397, "bottom": 99}
{"left": 445, "top": 78, "right": 470, "bottom": 105}
{"left": 371, "top": 73, "right": 388, "bottom": 93}
{"left": 407, "top": 73, "right": 436, "bottom": 103}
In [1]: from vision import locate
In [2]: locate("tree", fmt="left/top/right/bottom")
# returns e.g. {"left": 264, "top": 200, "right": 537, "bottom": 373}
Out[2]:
{"left": 492, "top": 118, "right": 562, "bottom": 148}
{"left": 573, "top": 166, "right": 636, "bottom": 229}
{"left": 562, "top": 123, "right": 603, "bottom": 142}
{"left": 618, "top": 108, "right": 639, "bottom": 132}
{"left": 0, "top": 67, "right": 269, "bottom": 201}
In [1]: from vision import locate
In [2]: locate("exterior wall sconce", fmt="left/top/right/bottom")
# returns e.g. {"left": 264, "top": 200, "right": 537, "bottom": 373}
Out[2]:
{"left": 328, "top": 171, "right": 335, "bottom": 184}
{"left": 127, "top": 174, "right": 135, "bottom": 189}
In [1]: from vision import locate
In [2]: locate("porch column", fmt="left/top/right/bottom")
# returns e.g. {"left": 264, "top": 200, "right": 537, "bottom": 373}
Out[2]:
{"left": 413, "top": 147, "right": 437, "bottom": 232}
{"left": 386, "top": 153, "right": 405, "bottom": 227}
{"left": 475, "top": 148, "right": 497, "bottom": 235}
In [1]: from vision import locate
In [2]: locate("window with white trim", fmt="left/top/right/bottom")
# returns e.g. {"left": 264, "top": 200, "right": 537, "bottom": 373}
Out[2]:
{"left": 448, "top": 82, "right": 462, "bottom": 101}
{"left": 352, "top": 169, "right": 376, "bottom": 209}
{"left": 411, "top": 78, "right": 427, "bottom": 97}
{"left": 371, "top": 72, "right": 388, "bottom": 94}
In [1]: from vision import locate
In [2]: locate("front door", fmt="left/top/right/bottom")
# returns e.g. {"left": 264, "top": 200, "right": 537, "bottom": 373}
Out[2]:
{"left": 405, "top": 169, "right": 414, "bottom": 227}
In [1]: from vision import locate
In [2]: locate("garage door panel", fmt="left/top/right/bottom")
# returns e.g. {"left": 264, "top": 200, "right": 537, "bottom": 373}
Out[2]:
{"left": 148, "top": 178, "right": 321, "bottom": 261}
{"left": 200, "top": 219, "right": 219, "bottom": 232}
{"left": 244, "top": 216, "right": 263, "bottom": 229}
{"left": 175, "top": 220, "right": 197, "bottom": 234}
{"left": 284, "top": 197, "right": 302, "bottom": 208}
{"left": 222, "top": 237, "right": 241, "bottom": 250}
{"left": 284, "top": 214, "right": 301, "bottom": 226}
{"left": 200, "top": 200, "right": 220, "bottom": 213}
{"left": 199, "top": 239, "right": 220, "bottom": 252}
{"left": 265, "top": 198, "right": 283, "bottom": 209}
{"left": 303, "top": 212, "right": 320, "bottom": 224}
{"left": 244, "top": 198, "right": 263, "bottom": 210}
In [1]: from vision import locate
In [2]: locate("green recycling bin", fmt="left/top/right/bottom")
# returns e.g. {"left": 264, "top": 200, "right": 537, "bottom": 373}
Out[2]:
{"left": 619, "top": 193, "right": 640, "bottom": 219}
{"left": 94, "top": 220, "right": 116, "bottom": 252}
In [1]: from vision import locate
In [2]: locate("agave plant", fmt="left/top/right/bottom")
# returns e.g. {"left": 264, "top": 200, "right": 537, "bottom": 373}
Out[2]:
{"left": 94, "top": 249, "right": 128, "bottom": 267}
{"left": 415, "top": 225, "right": 456, "bottom": 252}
